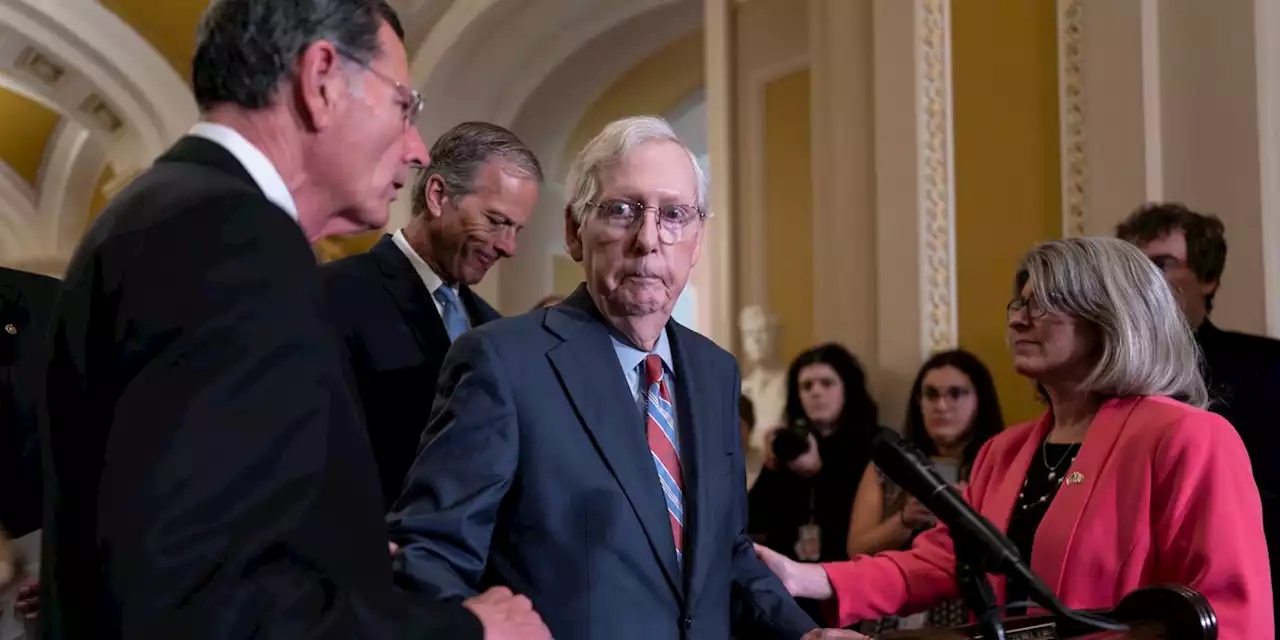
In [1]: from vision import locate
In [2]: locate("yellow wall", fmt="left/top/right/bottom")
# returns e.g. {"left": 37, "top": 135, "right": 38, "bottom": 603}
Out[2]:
{"left": 0, "top": 89, "right": 60, "bottom": 186}
{"left": 952, "top": 0, "right": 1062, "bottom": 424}
{"left": 100, "top": 0, "right": 207, "bottom": 83}
{"left": 563, "top": 31, "right": 705, "bottom": 163}
{"left": 86, "top": 165, "right": 116, "bottom": 226}
{"left": 553, "top": 255, "right": 581, "bottom": 295}
{"left": 763, "top": 70, "right": 814, "bottom": 365}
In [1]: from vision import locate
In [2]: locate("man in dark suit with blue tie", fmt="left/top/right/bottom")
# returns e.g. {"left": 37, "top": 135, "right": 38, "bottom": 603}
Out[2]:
{"left": 389, "top": 116, "right": 822, "bottom": 639}
{"left": 322, "top": 122, "right": 541, "bottom": 508}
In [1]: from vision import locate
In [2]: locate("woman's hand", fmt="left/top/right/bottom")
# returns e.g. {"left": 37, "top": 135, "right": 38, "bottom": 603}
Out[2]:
{"left": 15, "top": 580, "right": 38, "bottom": 621}
{"left": 753, "top": 543, "right": 834, "bottom": 600}
{"left": 899, "top": 496, "right": 936, "bottom": 529}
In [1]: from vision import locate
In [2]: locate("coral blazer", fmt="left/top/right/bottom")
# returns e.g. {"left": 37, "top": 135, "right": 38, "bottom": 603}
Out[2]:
{"left": 822, "top": 396, "right": 1272, "bottom": 639}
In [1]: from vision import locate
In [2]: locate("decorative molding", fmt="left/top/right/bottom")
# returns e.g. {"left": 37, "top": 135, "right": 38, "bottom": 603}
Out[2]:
{"left": 38, "top": 120, "right": 106, "bottom": 255}
{"left": 916, "top": 0, "right": 957, "bottom": 355}
{"left": 0, "top": 160, "right": 37, "bottom": 261}
{"left": 1058, "top": 0, "right": 1087, "bottom": 237}
{"left": 0, "top": 0, "right": 197, "bottom": 164}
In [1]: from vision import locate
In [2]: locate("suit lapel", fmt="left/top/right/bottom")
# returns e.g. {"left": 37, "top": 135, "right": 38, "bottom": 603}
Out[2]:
{"left": 985, "top": 414, "right": 1050, "bottom": 534}
{"left": 1031, "top": 397, "right": 1138, "bottom": 594}
{"left": 369, "top": 236, "right": 450, "bottom": 351}
{"left": 669, "top": 323, "right": 718, "bottom": 603}
{"left": 545, "top": 286, "right": 685, "bottom": 598}
{"left": 459, "top": 285, "right": 500, "bottom": 327}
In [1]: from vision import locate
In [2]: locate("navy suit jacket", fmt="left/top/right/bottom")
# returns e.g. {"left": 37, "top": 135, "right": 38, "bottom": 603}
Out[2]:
{"left": 322, "top": 235, "right": 500, "bottom": 508}
{"left": 389, "top": 285, "right": 816, "bottom": 639}
{"left": 0, "top": 266, "right": 59, "bottom": 538}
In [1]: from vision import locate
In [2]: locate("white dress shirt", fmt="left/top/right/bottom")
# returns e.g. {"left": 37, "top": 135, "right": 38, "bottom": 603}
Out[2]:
{"left": 188, "top": 122, "right": 299, "bottom": 222}
{"left": 391, "top": 229, "right": 465, "bottom": 324}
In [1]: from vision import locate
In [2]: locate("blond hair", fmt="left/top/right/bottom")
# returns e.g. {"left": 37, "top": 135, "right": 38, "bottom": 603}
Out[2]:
{"left": 1015, "top": 237, "right": 1207, "bottom": 407}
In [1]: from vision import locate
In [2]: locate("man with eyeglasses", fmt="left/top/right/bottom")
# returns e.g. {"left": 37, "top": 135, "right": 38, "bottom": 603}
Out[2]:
{"left": 322, "top": 121, "right": 541, "bottom": 510}
{"left": 388, "top": 116, "right": 829, "bottom": 639}
{"left": 36, "top": 1, "right": 547, "bottom": 638}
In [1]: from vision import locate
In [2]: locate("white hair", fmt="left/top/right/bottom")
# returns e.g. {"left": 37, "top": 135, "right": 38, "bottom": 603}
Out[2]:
{"left": 564, "top": 115, "right": 709, "bottom": 226}
{"left": 1015, "top": 237, "right": 1208, "bottom": 408}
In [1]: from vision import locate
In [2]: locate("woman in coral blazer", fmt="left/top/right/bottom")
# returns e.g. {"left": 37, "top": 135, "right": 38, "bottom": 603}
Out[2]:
{"left": 756, "top": 238, "right": 1272, "bottom": 639}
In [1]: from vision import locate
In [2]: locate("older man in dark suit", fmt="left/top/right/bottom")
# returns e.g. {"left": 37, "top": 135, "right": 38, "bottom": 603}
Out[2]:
{"left": 323, "top": 122, "right": 540, "bottom": 508}
{"left": 389, "top": 116, "right": 828, "bottom": 639}
{"left": 38, "top": 1, "right": 546, "bottom": 638}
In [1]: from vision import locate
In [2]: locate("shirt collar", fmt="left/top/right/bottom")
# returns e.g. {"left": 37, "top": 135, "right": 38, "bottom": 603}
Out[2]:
{"left": 188, "top": 122, "right": 299, "bottom": 221}
{"left": 610, "top": 326, "right": 675, "bottom": 378}
{"left": 391, "top": 229, "right": 448, "bottom": 295}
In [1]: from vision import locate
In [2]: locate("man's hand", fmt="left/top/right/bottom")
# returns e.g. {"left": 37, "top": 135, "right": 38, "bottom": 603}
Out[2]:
{"left": 462, "top": 586, "right": 551, "bottom": 640}
{"left": 802, "top": 629, "right": 870, "bottom": 639}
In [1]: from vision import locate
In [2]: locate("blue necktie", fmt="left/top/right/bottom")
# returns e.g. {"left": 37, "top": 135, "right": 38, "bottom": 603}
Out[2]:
{"left": 433, "top": 285, "right": 469, "bottom": 341}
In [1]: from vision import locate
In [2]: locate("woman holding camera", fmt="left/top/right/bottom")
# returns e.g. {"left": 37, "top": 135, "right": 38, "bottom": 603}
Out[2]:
{"left": 747, "top": 343, "right": 882, "bottom": 623}
{"left": 755, "top": 238, "right": 1271, "bottom": 639}
{"left": 849, "top": 349, "right": 1004, "bottom": 633}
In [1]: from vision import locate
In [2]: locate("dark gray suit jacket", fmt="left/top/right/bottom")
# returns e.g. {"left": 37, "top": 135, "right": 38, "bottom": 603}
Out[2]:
{"left": 389, "top": 285, "right": 817, "bottom": 639}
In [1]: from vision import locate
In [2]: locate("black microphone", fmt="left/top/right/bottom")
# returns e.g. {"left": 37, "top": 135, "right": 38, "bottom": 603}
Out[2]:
{"left": 870, "top": 427, "right": 1021, "bottom": 572}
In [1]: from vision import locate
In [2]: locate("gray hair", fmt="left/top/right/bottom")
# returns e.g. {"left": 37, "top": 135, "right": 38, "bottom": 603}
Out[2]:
{"left": 565, "top": 116, "right": 708, "bottom": 227}
{"left": 193, "top": 0, "right": 403, "bottom": 112}
{"left": 410, "top": 122, "right": 543, "bottom": 217}
{"left": 1015, "top": 237, "right": 1208, "bottom": 408}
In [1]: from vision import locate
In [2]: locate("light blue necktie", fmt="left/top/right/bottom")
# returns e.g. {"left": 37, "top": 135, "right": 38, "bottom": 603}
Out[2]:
{"left": 433, "top": 285, "right": 469, "bottom": 341}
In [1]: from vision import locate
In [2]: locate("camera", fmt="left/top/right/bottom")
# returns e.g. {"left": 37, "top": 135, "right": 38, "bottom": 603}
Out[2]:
{"left": 770, "top": 420, "right": 813, "bottom": 464}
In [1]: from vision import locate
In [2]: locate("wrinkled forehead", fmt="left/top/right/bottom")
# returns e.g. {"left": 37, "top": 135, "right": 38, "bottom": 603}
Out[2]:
{"left": 373, "top": 22, "right": 411, "bottom": 82}
{"left": 598, "top": 141, "right": 697, "bottom": 203}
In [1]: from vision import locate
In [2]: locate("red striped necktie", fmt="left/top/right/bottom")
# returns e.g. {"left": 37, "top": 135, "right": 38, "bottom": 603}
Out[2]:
{"left": 643, "top": 354, "right": 684, "bottom": 563}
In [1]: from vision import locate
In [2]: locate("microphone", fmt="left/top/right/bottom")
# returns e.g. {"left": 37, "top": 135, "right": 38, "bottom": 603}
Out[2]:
{"left": 870, "top": 427, "right": 1023, "bottom": 574}
{"left": 869, "top": 427, "right": 1125, "bottom": 633}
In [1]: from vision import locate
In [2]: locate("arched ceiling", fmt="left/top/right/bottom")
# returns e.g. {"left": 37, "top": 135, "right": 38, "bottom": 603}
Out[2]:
{"left": 0, "top": 0, "right": 701, "bottom": 269}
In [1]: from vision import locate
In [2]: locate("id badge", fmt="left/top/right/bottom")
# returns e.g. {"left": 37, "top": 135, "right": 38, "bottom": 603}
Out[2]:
{"left": 794, "top": 523, "right": 822, "bottom": 561}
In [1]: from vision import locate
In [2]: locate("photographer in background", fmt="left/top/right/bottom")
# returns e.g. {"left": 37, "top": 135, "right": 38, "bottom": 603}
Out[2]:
{"left": 747, "top": 343, "right": 879, "bottom": 624}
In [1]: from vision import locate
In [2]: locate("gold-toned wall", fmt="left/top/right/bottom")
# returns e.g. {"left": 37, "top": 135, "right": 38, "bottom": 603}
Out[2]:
{"left": 99, "top": 0, "right": 206, "bottom": 83}
{"left": 0, "top": 90, "right": 60, "bottom": 186}
{"left": 86, "top": 165, "right": 116, "bottom": 225}
{"left": 563, "top": 30, "right": 704, "bottom": 164}
{"left": 952, "top": 0, "right": 1062, "bottom": 424}
{"left": 763, "top": 70, "right": 814, "bottom": 365}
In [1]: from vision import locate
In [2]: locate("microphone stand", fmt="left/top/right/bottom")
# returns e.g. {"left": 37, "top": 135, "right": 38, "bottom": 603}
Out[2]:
{"left": 953, "top": 532, "right": 1006, "bottom": 640}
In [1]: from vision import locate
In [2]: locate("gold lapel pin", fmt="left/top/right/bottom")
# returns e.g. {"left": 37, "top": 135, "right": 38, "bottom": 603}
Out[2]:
{"left": 1065, "top": 471, "right": 1085, "bottom": 486}
{"left": 3, "top": 323, "right": 15, "bottom": 335}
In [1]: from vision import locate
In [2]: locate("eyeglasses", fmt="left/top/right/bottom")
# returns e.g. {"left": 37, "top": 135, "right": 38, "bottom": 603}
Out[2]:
{"left": 586, "top": 198, "right": 708, "bottom": 244}
{"left": 1006, "top": 295, "right": 1049, "bottom": 320}
{"left": 336, "top": 49, "right": 424, "bottom": 128}
{"left": 922, "top": 386, "right": 972, "bottom": 403}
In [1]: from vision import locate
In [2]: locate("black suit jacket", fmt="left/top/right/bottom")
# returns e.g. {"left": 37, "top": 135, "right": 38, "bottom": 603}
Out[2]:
{"left": 0, "top": 266, "right": 59, "bottom": 538}
{"left": 388, "top": 285, "right": 816, "bottom": 640}
{"left": 1197, "top": 321, "right": 1280, "bottom": 604}
{"left": 321, "top": 236, "right": 500, "bottom": 508}
{"left": 39, "top": 136, "right": 481, "bottom": 640}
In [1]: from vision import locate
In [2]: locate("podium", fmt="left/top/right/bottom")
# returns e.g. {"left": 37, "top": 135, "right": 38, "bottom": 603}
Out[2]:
{"left": 876, "top": 584, "right": 1217, "bottom": 640}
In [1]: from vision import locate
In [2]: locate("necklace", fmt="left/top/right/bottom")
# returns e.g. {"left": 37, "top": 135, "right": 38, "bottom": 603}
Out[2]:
{"left": 1016, "top": 440, "right": 1080, "bottom": 511}
{"left": 1041, "top": 439, "right": 1080, "bottom": 482}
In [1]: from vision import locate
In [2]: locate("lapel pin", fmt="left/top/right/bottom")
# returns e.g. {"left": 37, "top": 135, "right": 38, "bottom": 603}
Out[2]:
{"left": 1066, "top": 471, "right": 1085, "bottom": 486}
{"left": 3, "top": 323, "right": 15, "bottom": 335}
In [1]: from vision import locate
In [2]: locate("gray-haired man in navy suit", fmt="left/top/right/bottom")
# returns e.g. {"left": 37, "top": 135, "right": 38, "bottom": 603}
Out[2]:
{"left": 389, "top": 115, "right": 833, "bottom": 639}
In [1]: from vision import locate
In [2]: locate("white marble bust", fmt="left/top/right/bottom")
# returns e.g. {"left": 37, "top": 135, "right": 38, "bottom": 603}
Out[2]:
{"left": 738, "top": 305, "right": 787, "bottom": 488}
